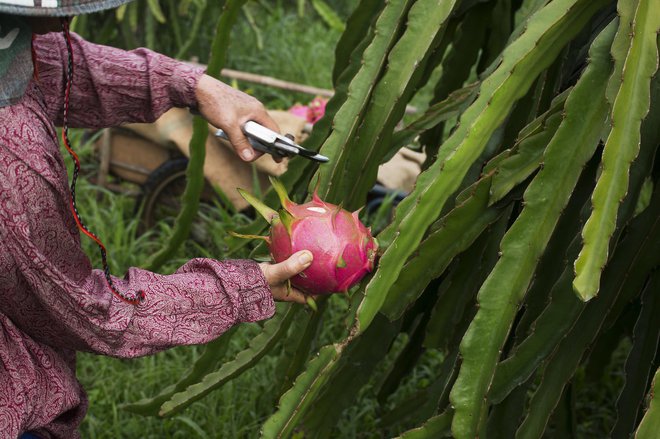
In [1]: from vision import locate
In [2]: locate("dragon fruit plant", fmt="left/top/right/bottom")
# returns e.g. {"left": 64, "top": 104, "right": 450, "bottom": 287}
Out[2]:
{"left": 235, "top": 178, "right": 378, "bottom": 295}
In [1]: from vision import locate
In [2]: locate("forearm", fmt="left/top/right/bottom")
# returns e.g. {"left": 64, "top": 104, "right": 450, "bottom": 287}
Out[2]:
{"left": 71, "top": 258, "right": 276, "bottom": 358}
{"left": 2, "top": 174, "right": 275, "bottom": 358}
{"left": 12, "top": 252, "right": 275, "bottom": 358}
{"left": 34, "top": 32, "right": 204, "bottom": 128}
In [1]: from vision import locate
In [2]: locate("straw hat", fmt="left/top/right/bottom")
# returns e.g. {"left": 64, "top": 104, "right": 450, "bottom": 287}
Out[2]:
{"left": 0, "top": 0, "right": 132, "bottom": 16}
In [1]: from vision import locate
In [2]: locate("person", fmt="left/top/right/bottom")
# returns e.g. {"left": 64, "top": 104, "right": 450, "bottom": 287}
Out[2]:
{"left": 0, "top": 2, "right": 313, "bottom": 438}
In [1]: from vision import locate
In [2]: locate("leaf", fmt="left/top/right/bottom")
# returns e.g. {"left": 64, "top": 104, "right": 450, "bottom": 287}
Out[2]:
{"left": 448, "top": 18, "right": 613, "bottom": 437}
{"left": 276, "top": 300, "right": 328, "bottom": 395}
{"left": 298, "top": 315, "right": 400, "bottom": 437}
{"left": 486, "top": 384, "right": 529, "bottom": 438}
{"left": 573, "top": 0, "right": 660, "bottom": 301}
{"left": 115, "top": 4, "right": 127, "bottom": 21}
{"left": 310, "top": 0, "right": 345, "bottom": 32}
{"left": 377, "top": 310, "right": 432, "bottom": 404}
{"left": 381, "top": 92, "right": 570, "bottom": 319}
{"left": 236, "top": 188, "right": 277, "bottom": 222}
{"left": 380, "top": 176, "right": 504, "bottom": 320}
{"left": 261, "top": 344, "right": 342, "bottom": 438}
{"left": 242, "top": 3, "right": 263, "bottom": 51}
{"left": 512, "top": 153, "right": 598, "bottom": 340}
{"left": 389, "top": 83, "right": 479, "bottom": 156}
{"left": 490, "top": 152, "right": 600, "bottom": 400}
{"left": 477, "top": 0, "right": 514, "bottom": 72}
{"left": 147, "top": 0, "right": 167, "bottom": 23}
{"left": 423, "top": 209, "right": 509, "bottom": 351}
{"left": 158, "top": 305, "right": 299, "bottom": 417}
{"left": 488, "top": 89, "right": 567, "bottom": 204}
{"left": 174, "top": 0, "right": 208, "bottom": 60}
{"left": 419, "top": 2, "right": 491, "bottom": 165}
{"left": 128, "top": 0, "right": 139, "bottom": 32}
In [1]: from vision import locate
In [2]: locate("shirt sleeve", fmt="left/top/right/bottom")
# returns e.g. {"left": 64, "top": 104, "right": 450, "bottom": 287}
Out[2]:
{"left": 33, "top": 31, "right": 205, "bottom": 128}
{"left": 1, "top": 161, "right": 275, "bottom": 359}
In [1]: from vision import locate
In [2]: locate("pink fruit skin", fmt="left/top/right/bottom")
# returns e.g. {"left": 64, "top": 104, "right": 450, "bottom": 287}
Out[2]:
{"left": 269, "top": 194, "right": 377, "bottom": 295}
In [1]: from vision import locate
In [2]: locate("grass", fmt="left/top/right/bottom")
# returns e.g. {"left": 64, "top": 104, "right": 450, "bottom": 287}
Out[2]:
{"left": 69, "top": 4, "right": 358, "bottom": 437}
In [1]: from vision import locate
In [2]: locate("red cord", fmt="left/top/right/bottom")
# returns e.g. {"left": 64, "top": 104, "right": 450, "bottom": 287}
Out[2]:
{"left": 60, "top": 19, "right": 144, "bottom": 305}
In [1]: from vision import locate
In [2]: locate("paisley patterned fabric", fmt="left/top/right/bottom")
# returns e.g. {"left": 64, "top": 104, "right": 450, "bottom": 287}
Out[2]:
{"left": 0, "top": 32, "right": 275, "bottom": 438}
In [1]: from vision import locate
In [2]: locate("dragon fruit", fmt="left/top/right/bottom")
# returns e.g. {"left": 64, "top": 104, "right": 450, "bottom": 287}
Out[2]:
{"left": 236, "top": 179, "right": 378, "bottom": 295}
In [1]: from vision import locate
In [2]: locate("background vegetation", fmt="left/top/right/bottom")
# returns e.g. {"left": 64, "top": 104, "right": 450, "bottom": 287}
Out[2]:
{"left": 72, "top": 2, "right": 360, "bottom": 437}
{"left": 66, "top": 0, "right": 659, "bottom": 437}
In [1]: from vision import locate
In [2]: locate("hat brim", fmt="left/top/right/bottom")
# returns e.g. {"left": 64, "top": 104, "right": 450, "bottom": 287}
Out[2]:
{"left": 0, "top": 0, "right": 132, "bottom": 16}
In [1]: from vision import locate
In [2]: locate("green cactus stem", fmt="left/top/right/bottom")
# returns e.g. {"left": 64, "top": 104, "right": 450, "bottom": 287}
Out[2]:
{"left": 573, "top": 0, "right": 660, "bottom": 301}
{"left": 449, "top": 18, "right": 613, "bottom": 438}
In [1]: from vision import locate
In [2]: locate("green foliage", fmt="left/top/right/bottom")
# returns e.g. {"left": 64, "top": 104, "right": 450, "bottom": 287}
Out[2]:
{"left": 574, "top": 0, "right": 660, "bottom": 301}
{"left": 157, "top": 304, "right": 299, "bottom": 417}
{"left": 72, "top": 0, "right": 660, "bottom": 436}
{"left": 636, "top": 367, "right": 660, "bottom": 438}
{"left": 146, "top": 0, "right": 246, "bottom": 271}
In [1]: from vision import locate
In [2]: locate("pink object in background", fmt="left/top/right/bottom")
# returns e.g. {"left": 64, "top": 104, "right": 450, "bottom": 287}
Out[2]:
{"left": 289, "top": 96, "right": 327, "bottom": 124}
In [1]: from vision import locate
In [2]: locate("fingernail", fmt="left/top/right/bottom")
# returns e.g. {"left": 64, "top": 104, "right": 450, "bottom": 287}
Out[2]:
{"left": 298, "top": 251, "right": 312, "bottom": 266}
{"left": 241, "top": 149, "right": 254, "bottom": 161}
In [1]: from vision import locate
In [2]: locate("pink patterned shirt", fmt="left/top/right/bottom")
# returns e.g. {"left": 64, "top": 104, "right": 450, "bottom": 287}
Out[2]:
{"left": 0, "top": 33, "right": 275, "bottom": 438}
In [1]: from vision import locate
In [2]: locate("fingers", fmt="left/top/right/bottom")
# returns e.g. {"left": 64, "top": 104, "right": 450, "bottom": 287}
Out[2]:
{"left": 229, "top": 111, "right": 282, "bottom": 163}
{"left": 265, "top": 250, "right": 313, "bottom": 285}
{"left": 275, "top": 286, "right": 308, "bottom": 305}
{"left": 259, "top": 251, "right": 314, "bottom": 306}
{"left": 194, "top": 75, "right": 283, "bottom": 163}
{"left": 224, "top": 124, "right": 260, "bottom": 162}
{"left": 252, "top": 112, "right": 281, "bottom": 136}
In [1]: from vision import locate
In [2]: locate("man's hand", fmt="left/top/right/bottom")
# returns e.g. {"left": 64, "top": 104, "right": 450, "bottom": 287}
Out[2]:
{"left": 194, "top": 74, "right": 280, "bottom": 162}
{"left": 260, "top": 251, "right": 313, "bottom": 304}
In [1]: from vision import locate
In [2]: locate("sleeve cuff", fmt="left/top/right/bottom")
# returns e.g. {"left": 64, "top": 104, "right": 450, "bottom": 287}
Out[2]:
{"left": 218, "top": 259, "right": 276, "bottom": 323}
{"left": 168, "top": 61, "right": 206, "bottom": 109}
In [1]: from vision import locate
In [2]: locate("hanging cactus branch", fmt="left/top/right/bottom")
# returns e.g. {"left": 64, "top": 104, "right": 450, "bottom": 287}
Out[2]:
{"left": 122, "top": 0, "right": 660, "bottom": 436}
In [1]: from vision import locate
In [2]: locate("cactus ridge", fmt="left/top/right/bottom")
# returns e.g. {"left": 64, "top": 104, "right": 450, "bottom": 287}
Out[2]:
{"left": 357, "top": 0, "right": 611, "bottom": 350}
{"left": 396, "top": 411, "right": 454, "bottom": 439}
{"left": 517, "top": 186, "right": 660, "bottom": 437}
{"left": 336, "top": 0, "right": 459, "bottom": 208}
{"left": 635, "top": 367, "right": 660, "bottom": 438}
{"left": 314, "top": 0, "right": 413, "bottom": 198}
{"left": 261, "top": 344, "right": 342, "bottom": 438}
{"left": 574, "top": 0, "right": 660, "bottom": 301}
{"left": 611, "top": 271, "right": 660, "bottom": 438}
{"left": 382, "top": 97, "right": 566, "bottom": 319}
{"left": 158, "top": 305, "right": 298, "bottom": 417}
{"left": 121, "top": 327, "right": 237, "bottom": 416}
{"left": 449, "top": 16, "right": 614, "bottom": 437}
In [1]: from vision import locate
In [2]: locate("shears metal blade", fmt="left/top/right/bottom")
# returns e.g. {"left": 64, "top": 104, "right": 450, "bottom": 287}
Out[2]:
{"left": 214, "top": 121, "right": 329, "bottom": 163}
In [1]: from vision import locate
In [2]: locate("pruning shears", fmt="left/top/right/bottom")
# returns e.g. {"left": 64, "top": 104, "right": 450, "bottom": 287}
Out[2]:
{"left": 214, "top": 121, "right": 329, "bottom": 163}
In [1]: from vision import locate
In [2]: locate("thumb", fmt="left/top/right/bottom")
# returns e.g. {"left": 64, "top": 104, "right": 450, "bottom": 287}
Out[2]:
{"left": 225, "top": 126, "right": 258, "bottom": 162}
{"left": 267, "top": 251, "right": 313, "bottom": 285}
